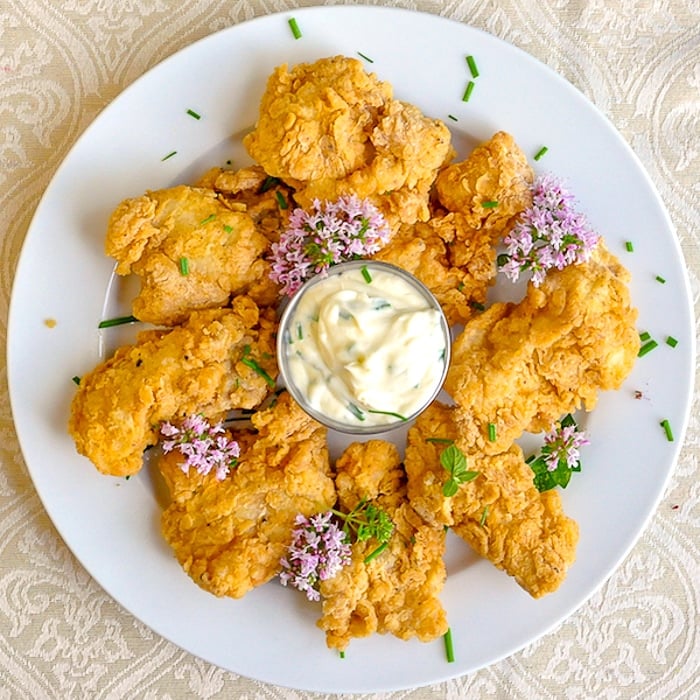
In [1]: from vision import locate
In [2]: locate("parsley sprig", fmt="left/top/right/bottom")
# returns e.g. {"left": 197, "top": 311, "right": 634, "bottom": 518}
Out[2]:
{"left": 440, "top": 444, "right": 479, "bottom": 497}
{"left": 332, "top": 498, "right": 394, "bottom": 562}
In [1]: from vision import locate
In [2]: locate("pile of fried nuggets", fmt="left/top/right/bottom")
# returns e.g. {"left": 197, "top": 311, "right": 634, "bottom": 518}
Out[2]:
{"left": 68, "top": 56, "right": 640, "bottom": 652}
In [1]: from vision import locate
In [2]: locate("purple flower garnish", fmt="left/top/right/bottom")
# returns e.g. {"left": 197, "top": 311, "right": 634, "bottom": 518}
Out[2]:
{"left": 269, "top": 195, "right": 391, "bottom": 296}
{"left": 542, "top": 419, "right": 590, "bottom": 473}
{"left": 160, "top": 415, "right": 240, "bottom": 481}
{"left": 500, "top": 174, "right": 599, "bottom": 286}
{"left": 279, "top": 511, "right": 352, "bottom": 601}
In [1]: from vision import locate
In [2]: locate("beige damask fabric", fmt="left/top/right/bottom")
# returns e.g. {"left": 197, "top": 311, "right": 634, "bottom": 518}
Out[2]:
{"left": 1, "top": 1, "right": 698, "bottom": 698}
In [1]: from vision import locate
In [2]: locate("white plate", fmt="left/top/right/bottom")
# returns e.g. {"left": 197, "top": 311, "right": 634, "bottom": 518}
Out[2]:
{"left": 7, "top": 6, "right": 695, "bottom": 693}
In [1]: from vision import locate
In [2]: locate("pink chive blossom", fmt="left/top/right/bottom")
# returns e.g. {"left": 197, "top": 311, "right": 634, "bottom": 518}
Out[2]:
{"left": 542, "top": 418, "right": 590, "bottom": 473}
{"left": 279, "top": 511, "right": 352, "bottom": 601}
{"left": 160, "top": 415, "right": 240, "bottom": 481}
{"left": 500, "top": 174, "right": 599, "bottom": 286}
{"left": 269, "top": 195, "right": 391, "bottom": 296}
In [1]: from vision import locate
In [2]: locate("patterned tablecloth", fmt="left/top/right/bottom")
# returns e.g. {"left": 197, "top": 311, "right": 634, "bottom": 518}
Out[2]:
{"left": 1, "top": 1, "right": 698, "bottom": 698}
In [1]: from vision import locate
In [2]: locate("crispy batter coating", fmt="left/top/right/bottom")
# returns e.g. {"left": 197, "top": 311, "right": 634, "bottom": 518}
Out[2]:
{"left": 405, "top": 402, "right": 579, "bottom": 598}
{"left": 318, "top": 440, "right": 448, "bottom": 651}
{"left": 243, "top": 56, "right": 453, "bottom": 231}
{"left": 68, "top": 297, "right": 277, "bottom": 477}
{"left": 445, "top": 243, "right": 640, "bottom": 454}
{"left": 435, "top": 131, "right": 534, "bottom": 237}
{"left": 105, "top": 185, "right": 271, "bottom": 325}
{"left": 159, "top": 393, "right": 336, "bottom": 598}
{"left": 374, "top": 211, "right": 496, "bottom": 326}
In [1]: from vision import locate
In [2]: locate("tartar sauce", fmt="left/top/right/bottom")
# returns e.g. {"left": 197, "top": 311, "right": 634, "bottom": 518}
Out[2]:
{"left": 278, "top": 261, "right": 449, "bottom": 430}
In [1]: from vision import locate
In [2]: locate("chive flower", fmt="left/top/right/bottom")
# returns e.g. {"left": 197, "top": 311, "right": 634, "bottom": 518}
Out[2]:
{"left": 279, "top": 512, "right": 352, "bottom": 601}
{"left": 269, "top": 195, "right": 391, "bottom": 296}
{"left": 541, "top": 418, "right": 590, "bottom": 472}
{"left": 499, "top": 174, "right": 599, "bottom": 286}
{"left": 160, "top": 415, "right": 240, "bottom": 481}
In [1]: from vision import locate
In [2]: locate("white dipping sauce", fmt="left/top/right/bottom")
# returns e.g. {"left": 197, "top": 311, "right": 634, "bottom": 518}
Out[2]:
{"left": 280, "top": 262, "right": 449, "bottom": 429}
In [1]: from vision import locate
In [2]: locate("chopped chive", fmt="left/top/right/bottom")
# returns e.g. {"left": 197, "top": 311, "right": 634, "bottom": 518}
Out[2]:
{"left": 638, "top": 339, "right": 659, "bottom": 357}
{"left": 260, "top": 176, "right": 282, "bottom": 193}
{"left": 339, "top": 651, "right": 345, "bottom": 659}
{"left": 357, "top": 51, "right": 373, "bottom": 63}
{"left": 367, "top": 409, "right": 408, "bottom": 422}
{"left": 98, "top": 314, "right": 139, "bottom": 329}
{"left": 426, "top": 437, "right": 454, "bottom": 445}
{"left": 363, "top": 542, "right": 388, "bottom": 564}
{"left": 448, "top": 114, "right": 458, "bottom": 121}
{"left": 487, "top": 422, "right": 497, "bottom": 441}
{"left": 361, "top": 265, "right": 372, "bottom": 283}
{"left": 443, "top": 628, "right": 455, "bottom": 663}
{"left": 625, "top": 241, "right": 634, "bottom": 252}
{"left": 288, "top": 17, "right": 302, "bottom": 39}
{"left": 468, "top": 300, "right": 486, "bottom": 312}
{"left": 161, "top": 150, "right": 177, "bottom": 161}
{"left": 186, "top": 108, "right": 201, "bottom": 120}
{"left": 241, "top": 357, "right": 276, "bottom": 388}
{"left": 275, "top": 190, "right": 288, "bottom": 209}
{"left": 479, "top": 505, "right": 489, "bottom": 526}
{"left": 666, "top": 335, "right": 678, "bottom": 348}
{"left": 660, "top": 419, "right": 674, "bottom": 442}
{"left": 462, "top": 80, "right": 475, "bottom": 102}
{"left": 297, "top": 323, "right": 303, "bottom": 340}
{"left": 639, "top": 331, "right": 651, "bottom": 342}
{"left": 481, "top": 200, "right": 499, "bottom": 208}
{"left": 534, "top": 146, "right": 548, "bottom": 161}
{"left": 348, "top": 403, "right": 365, "bottom": 421}
{"left": 655, "top": 275, "right": 666, "bottom": 284}
{"left": 72, "top": 375, "right": 81, "bottom": 385}
{"left": 466, "top": 54, "right": 479, "bottom": 78}
{"left": 179, "top": 256, "right": 189, "bottom": 276}
{"left": 199, "top": 214, "right": 216, "bottom": 225}
{"left": 223, "top": 224, "right": 233, "bottom": 234}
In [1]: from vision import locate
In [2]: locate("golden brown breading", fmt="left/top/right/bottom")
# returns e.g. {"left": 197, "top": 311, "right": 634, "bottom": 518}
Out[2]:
{"left": 159, "top": 393, "right": 336, "bottom": 598}
{"left": 445, "top": 243, "right": 640, "bottom": 454}
{"left": 68, "top": 297, "right": 277, "bottom": 477}
{"left": 243, "top": 56, "right": 453, "bottom": 232}
{"left": 405, "top": 402, "right": 579, "bottom": 598}
{"left": 105, "top": 184, "right": 272, "bottom": 325}
{"left": 318, "top": 440, "right": 448, "bottom": 651}
{"left": 435, "top": 131, "right": 533, "bottom": 237}
{"left": 373, "top": 211, "right": 496, "bottom": 326}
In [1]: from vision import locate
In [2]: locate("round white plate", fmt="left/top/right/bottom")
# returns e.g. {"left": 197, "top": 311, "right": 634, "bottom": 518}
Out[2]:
{"left": 7, "top": 6, "right": 695, "bottom": 693}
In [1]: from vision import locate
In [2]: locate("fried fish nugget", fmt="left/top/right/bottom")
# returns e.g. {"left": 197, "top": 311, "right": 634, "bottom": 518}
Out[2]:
{"left": 405, "top": 403, "right": 579, "bottom": 598}
{"left": 244, "top": 56, "right": 452, "bottom": 231}
{"left": 374, "top": 211, "right": 496, "bottom": 326}
{"left": 105, "top": 184, "right": 270, "bottom": 325}
{"left": 68, "top": 297, "right": 277, "bottom": 477}
{"left": 435, "top": 131, "right": 533, "bottom": 237}
{"left": 318, "top": 440, "right": 448, "bottom": 651}
{"left": 445, "top": 243, "right": 640, "bottom": 454}
{"left": 159, "top": 392, "right": 336, "bottom": 599}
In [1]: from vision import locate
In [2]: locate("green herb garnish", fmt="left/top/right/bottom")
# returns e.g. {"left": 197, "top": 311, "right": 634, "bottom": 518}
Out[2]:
{"left": 97, "top": 314, "right": 139, "bottom": 329}
{"left": 186, "top": 108, "right": 201, "bottom": 120}
{"left": 357, "top": 51, "right": 374, "bottom": 63}
{"left": 426, "top": 437, "right": 454, "bottom": 445}
{"left": 660, "top": 419, "right": 674, "bottom": 442}
{"left": 625, "top": 241, "right": 634, "bottom": 252}
{"left": 367, "top": 409, "right": 408, "bottom": 422}
{"left": 666, "top": 335, "right": 678, "bottom": 348}
{"left": 638, "top": 339, "right": 659, "bottom": 357}
{"left": 288, "top": 17, "right": 302, "bottom": 39}
{"left": 462, "top": 80, "right": 475, "bottom": 102}
{"left": 443, "top": 628, "right": 455, "bottom": 663}
{"left": 179, "top": 256, "right": 189, "bottom": 276}
{"left": 240, "top": 345, "right": 275, "bottom": 388}
{"left": 440, "top": 444, "right": 479, "bottom": 497}
{"left": 479, "top": 506, "right": 489, "bottom": 526}
{"left": 466, "top": 54, "right": 479, "bottom": 78}
{"left": 481, "top": 200, "right": 499, "bottom": 208}
{"left": 161, "top": 150, "right": 177, "bottom": 161}
{"left": 348, "top": 403, "right": 365, "bottom": 421}
{"left": 487, "top": 422, "right": 497, "bottom": 442}
{"left": 72, "top": 375, "right": 81, "bottom": 385}
{"left": 534, "top": 146, "right": 549, "bottom": 161}
{"left": 199, "top": 214, "right": 216, "bottom": 225}
{"left": 361, "top": 265, "right": 372, "bottom": 283}
{"left": 275, "top": 190, "right": 288, "bottom": 209}
{"left": 655, "top": 275, "right": 666, "bottom": 284}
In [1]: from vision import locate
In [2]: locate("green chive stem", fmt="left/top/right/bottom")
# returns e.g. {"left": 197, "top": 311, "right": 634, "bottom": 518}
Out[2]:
{"left": 275, "top": 190, "right": 288, "bottom": 209}
{"left": 487, "top": 422, "right": 497, "bottom": 442}
{"left": 426, "top": 437, "right": 454, "bottom": 445}
{"left": 660, "top": 419, "right": 674, "bottom": 442}
{"left": 482, "top": 200, "right": 499, "bottom": 208}
{"left": 199, "top": 214, "right": 216, "bottom": 225}
{"left": 462, "top": 80, "right": 475, "bottom": 102}
{"left": 443, "top": 628, "right": 455, "bottom": 663}
{"left": 186, "top": 108, "right": 201, "bottom": 120}
{"left": 223, "top": 224, "right": 233, "bottom": 234}
{"left": 97, "top": 314, "right": 139, "bottom": 329}
{"left": 357, "top": 51, "right": 373, "bottom": 63}
{"left": 241, "top": 357, "right": 276, "bottom": 388}
{"left": 479, "top": 506, "right": 489, "bottom": 526}
{"left": 448, "top": 114, "right": 458, "bottom": 121}
{"left": 639, "top": 331, "right": 652, "bottom": 342}
{"left": 161, "top": 150, "right": 177, "bottom": 161}
{"left": 655, "top": 275, "right": 666, "bottom": 284}
{"left": 361, "top": 265, "right": 372, "bottom": 283}
{"left": 625, "top": 241, "right": 634, "bottom": 252}
{"left": 367, "top": 409, "right": 408, "bottom": 422}
{"left": 363, "top": 542, "right": 388, "bottom": 563}
{"left": 534, "top": 146, "right": 549, "bottom": 161}
{"left": 638, "top": 339, "right": 659, "bottom": 357}
{"left": 179, "top": 257, "right": 189, "bottom": 276}
{"left": 72, "top": 376, "right": 81, "bottom": 385}
{"left": 666, "top": 336, "right": 678, "bottom": 348}
{"left": 466, "top": 55, "right": 479, "bottom": 78}
{"left": 288, "top": 17, "right": 302, "bottom": 39}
